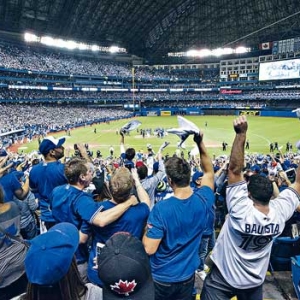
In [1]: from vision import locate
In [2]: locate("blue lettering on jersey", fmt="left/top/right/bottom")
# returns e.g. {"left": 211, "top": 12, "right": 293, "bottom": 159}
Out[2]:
{"left": 245, "top": 223, "right": 279, "bottom": 235}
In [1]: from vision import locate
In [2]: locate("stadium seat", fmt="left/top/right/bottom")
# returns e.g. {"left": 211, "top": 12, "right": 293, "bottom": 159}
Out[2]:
{"left": 270, "top": 236, "right": 300, "bottom": 271}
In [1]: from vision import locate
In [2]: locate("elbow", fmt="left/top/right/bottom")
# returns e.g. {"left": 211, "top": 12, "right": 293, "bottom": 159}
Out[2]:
{"left": 97, "top": 219, "right": 108, "bottom": 227}
{"left": 17, "top": 191, "right": 28, "bottom": 200}
{"left": 92, "top": 215, "right": 108, "bottom": 227}
{"left": 229, "top": 167, "right": 242, "bottom": 176}
{"left": 142, "top": 238, "right": 157, "bottom": 255}
{"left": 144, "top": 245, "right": 155, "bottom": 256}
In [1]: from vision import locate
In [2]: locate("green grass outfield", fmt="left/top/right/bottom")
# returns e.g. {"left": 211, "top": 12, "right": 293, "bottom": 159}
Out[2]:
{"left": 19, "top": 115, "right": 300, "bottom": 158}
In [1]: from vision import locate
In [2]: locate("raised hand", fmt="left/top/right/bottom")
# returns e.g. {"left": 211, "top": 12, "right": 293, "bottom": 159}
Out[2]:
{"left": 233, "top": 115, "right": 248, "bottom": 134}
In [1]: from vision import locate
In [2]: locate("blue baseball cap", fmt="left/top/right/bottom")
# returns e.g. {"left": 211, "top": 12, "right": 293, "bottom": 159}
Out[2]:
{"left": 192, "top": 171, "right": 204, "bottom": 183}
{"left": 0, "top": 148, "right": 7, "bottom": 157}
{"left": 39, "top": 136, "right": 65, "bottom": 156}
{"left": 250, "top": 165, "right": 261, "bottom": 173}
{"left": 213, "top": 165, "right": 220, "bottom": 172}
{"left": 25, "top": 222, "right": 79, "bottom": 285}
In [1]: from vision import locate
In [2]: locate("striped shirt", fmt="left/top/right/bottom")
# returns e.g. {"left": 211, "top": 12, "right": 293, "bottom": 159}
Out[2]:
{"left": 0, "top": 202, "right": 27, "bottom": 288}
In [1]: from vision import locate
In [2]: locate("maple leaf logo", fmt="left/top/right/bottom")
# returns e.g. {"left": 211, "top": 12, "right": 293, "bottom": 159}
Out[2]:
{"left": 110, "top": 279, "right": 137, "bottom": 296}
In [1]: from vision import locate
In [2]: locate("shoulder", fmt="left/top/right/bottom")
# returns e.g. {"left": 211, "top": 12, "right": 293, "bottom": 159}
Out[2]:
{"left": 195, "top": 185, "right": 214, "bottom": 196}
{"left": 132, "top": 202, "right": 150, "bottom": 213}
{"left": 101, "top": 200, "right": 115, "bottom": 209}
{"left": 0, "top": 201, "right": 19, "bottom": 215}
{"left": 53, "top": 183, "right": 69, "bottom": 193}
{"left": 152, "top": 197, "right": 174, "bottom": 211}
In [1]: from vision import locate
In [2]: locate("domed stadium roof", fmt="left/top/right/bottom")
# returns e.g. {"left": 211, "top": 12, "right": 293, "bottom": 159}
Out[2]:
{"left": 0, "top": 0, "right": 300, "bottom": 63}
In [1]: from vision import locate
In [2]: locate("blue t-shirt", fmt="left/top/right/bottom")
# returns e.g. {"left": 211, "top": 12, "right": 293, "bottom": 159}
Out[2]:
{"left": 81, "top": 200, "right": 150, "bottom": 286}
{"left": 0, "top": 172, "right": 22, "bottom": 202}
{"left": 51, "top": 184, "right": 104, "bottom": 227}
{"left": 146, "top": 186, "right": 215, "bottom": 282}
{"left": 51, "top": 184, "right": 104, "bottom": 263}
{"left": 193, "top": 186, "right": 215, "bottom": 236}
{"left": 29, "top": 161, "right": 67, "bottom": 222}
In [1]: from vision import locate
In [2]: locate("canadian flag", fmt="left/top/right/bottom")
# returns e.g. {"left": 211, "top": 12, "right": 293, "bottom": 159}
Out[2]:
{"left": 259, "top": 42, "right": 272, "bottom": 50}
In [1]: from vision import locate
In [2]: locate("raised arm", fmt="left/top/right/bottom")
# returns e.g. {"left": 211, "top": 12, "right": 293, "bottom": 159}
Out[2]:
{"left": 193, "top": 132, "right": 214, "bottom": 190}
{"left": 76, "top": 143, "right": 93, "bottom": 163}
{"left": 291, "top": 163, "right": 300, "bottom": 194}
{"left": 131, "top": 168, "right": 151, "bottom": 208}
{"left": 120, "top": 131, "right": 125, "bottom": 154}
{"left": 228, "top": 115, "right": 248, "bottom": 184}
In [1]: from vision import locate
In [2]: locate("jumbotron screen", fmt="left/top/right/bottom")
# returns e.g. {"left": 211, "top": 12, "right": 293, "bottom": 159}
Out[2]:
{"left": 259, "top": 58, "right": 300, "bottom": 81}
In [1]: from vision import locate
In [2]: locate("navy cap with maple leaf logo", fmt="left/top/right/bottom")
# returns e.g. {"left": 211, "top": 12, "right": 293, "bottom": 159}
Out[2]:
{"left": 98, "top": 232, "right": 155, "bottom": 299}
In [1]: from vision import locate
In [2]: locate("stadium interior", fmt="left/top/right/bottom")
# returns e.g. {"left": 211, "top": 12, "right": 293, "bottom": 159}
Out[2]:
{"left": 1, "top": 1, "right": 300, "bottom": 299}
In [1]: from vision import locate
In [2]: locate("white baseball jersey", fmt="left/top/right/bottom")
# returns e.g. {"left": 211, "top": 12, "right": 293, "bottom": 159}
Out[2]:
{"left": 211, "top": 181, "right": 300, "bottom": 289}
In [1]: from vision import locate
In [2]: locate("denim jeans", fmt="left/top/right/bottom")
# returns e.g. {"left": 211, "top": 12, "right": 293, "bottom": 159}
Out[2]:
{"left": 198, "top": 233, "right": 215, "bottom": 271}
{"left": 21, "top": 220, "right": 38, "bottom": 240}
{"left": 154, "top": 274, "right": 195, "bottom": 300}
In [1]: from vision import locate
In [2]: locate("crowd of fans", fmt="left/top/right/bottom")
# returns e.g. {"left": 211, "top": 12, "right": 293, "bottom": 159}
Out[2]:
{"left": 0, "top": 88, "right": 299, "bottom": 107}
{"left": 0, "top": 42, "right": 300, "bottom": 110}
{"left": 0, "top": 42, "right": 300, "bottom": 299}
{"left": 0, "top": 44, "right": 204, "bottom": 81}
{"left": 0, "top": 104, "right": 132, "bottom": 147}
{"left": 0, "top": 115, "right": 300, "bottom": 300}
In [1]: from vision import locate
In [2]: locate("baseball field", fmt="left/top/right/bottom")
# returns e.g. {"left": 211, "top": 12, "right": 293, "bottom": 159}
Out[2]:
{"left": 18, "top": 115, "right": 300, "bottom": 158}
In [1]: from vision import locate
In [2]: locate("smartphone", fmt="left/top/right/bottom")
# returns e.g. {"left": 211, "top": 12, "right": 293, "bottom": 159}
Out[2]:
{"left": 74, "top": 144, "right": 78, "bottom": 150}
{"left": 96, "top": 242, "right": 105, "bottom": 256}
{"left": 285, "top": 168, "right": 296, "bottom": 178}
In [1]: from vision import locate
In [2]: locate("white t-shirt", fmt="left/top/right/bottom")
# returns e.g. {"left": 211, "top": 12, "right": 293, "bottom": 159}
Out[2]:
{"left": 211, "top": 181, "right": 300, "bottom": 289}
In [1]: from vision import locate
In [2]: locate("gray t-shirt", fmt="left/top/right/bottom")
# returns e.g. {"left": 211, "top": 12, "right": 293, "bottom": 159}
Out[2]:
{"left": 83, "top": 283, "right": 103, "bottom": 300}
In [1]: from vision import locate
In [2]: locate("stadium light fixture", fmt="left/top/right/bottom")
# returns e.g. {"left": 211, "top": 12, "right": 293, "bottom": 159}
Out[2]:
{"left": 91, "top": 45, "right": 100, "bottom": 51}
{"left": 78, "top": 43, "right": 88, "bottom": 50}
{"left": 24, "top": 32, "right": 39, "bottom": 42}
{"left": 199, "top": 49, "right": 212, "bottom": 57}
{"left": 40, "top": 36, "right": 54, "bottom": 46}
{"left": 222, "top": 48, "right": 234, "bottom": 55}
{"left": 24, "top": 33, "right": 126, "bottom": 54}
{"left": 55, "top": 39, "right": 66, "bottom": 48}
{"left": 170, "top": 45, "right": 250, "bottom": 58}
{"left": 211, "top": 48, "right": 223, "bottom": 56}
{"left": 66, "top": 40, "right": 77, "bottom": 50}
{"left": 235, "top": 46, "right": 248, "bottom": 53}
{"left": 186, "top": 50, "right": 198, "bottom": 57}
{"left": 109, "top": 46, "right": 119, "bottom": 53}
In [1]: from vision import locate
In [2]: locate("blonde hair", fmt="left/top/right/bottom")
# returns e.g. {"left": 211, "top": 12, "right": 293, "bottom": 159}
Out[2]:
{"left": 109, "top": 167, "right": 133, "bottom": 203}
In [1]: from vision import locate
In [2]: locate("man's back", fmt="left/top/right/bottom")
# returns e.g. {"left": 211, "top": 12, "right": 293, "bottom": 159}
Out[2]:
{"left": 29, "top": 161, "right": 67, "bottom": 222}
{"left": 147, "top": 186, "right": 214, "bottom": 282}
{"left": 212, "top": 181, "right": 300, "bottom": 289}
{"left": 84, "top": 200, "right": 150, "bottom": 285}
{"left": 0, "top": 172, "right": 22, "bottom": 202}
